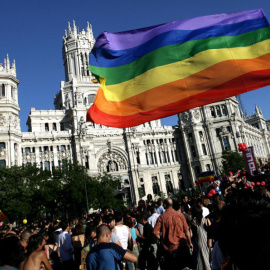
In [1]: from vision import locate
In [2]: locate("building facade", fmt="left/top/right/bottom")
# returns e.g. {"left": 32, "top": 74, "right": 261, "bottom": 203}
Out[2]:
{"left": 1, "top": 21, "right": 270, "bottom": 204}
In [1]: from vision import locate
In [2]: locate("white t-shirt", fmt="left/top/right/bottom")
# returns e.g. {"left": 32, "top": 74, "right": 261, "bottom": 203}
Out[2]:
{"left": 115, "top": 225, "right": 129, "bottom": 250}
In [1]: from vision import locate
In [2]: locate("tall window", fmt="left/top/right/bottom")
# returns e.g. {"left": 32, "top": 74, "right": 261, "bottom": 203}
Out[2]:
{"left": 210, "top": 107, "right": 216, "bottom": 117}
{"left": 202, "top": 144, "right": 207, "bottom": 155}
{"left": 149, "top": 152, "right": 154, "bottom": 164}
{"left": 161, "top": 151, "right": 167, "bottom": 163}
{"left": 61, "top": 145, "right": 66, "bottom": 151}
{"left": 44, "top": 161, "right": 50, "bottom": 170}
{"left": 191, "top": 146, "right": 197, "bottom": 157}
{"left": 0, "top": 160, "right": 6, "bottom": 167}
{"left": 25, "top": 147, "right": 31, "bottom": 153}
{"left": 85, "top": 156, "right": 89, "bottom": 169}
{"left": 136, "top": 151, "right": 140, "bottom": 164}
{"left": 1, "top": 84, "right": 5, "bottom": 97}
{"left": 0, "top": 142, "right": 5, "bottom": 149}
{"left": 206, "top": 164, "right": 211, "bottom": 171}
{"left": 152, "top": 176, "right": 160, "bottom": 195}
{"left": 60, "top": 123, "right": 64, "bottom": 131}
{"left": 45, "top": 123, "right": 49, "bottom": 131}
{"left": 52, "top": 123, "right": 57, "bottom": 131}
{"left": 216, "top": 106, "right": 222, "bottom": 117}
{"left": 223, "top": 136, "right": 230, "bottom": 151}
{"left": 221, "top": 105, "right": 228, "bottom": 116}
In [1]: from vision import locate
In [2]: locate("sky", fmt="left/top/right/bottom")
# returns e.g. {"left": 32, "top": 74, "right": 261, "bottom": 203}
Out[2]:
{"left": 1, "top": 0, "right": 270, "bottom": 132}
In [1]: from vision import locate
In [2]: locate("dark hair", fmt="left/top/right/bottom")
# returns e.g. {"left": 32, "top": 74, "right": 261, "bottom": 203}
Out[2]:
{"left": 85, "top": 224, "right": 97, "bottom": 241}
{"left": 191, "top": 205, "right": 203, "bottom": 225}
{"left": 114, "top": 211, "right": 123, "bottom": 223}
{"left": 60, "top": 221, "right": 69, "bottom": 231}
{"left": 26, "top": 234, "right": 44, "bottom": 256}
{"left": 0, "top": 236, "right": 25, "bottom": 266}
{"left": 173, "top": 200, "right": 181, "bottom": 211}
{"left": 93, "top": 215, "right": 102, "bottom": 226}
{"left": 105, "top": 214, "right": 115, "bottom": 225}
{"left": 149, "top": 207, "right": 157, "bottom": 215}
{"left": 74, "top": 224, "right": 84, "bottom": 235}
{"left": 219, "top": 189, "right": 270, "bottom": 270}
{"left": 125, "top": 217, "right": 133, "bottom": 228}
{"left": 138, "top": 213, "right": 148, "bottom": 222}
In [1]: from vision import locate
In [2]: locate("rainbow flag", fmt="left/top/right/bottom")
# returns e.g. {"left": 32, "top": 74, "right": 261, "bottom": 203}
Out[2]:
{"left": 197, "top": 171, "right": 215, "bottom": 184}
{"left": 87, "top": 9, "right": 270, "bottom": 128}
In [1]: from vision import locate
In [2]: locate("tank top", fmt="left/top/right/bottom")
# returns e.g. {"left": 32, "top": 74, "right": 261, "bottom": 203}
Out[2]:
{"left": 115, "top": 225, "right": 129, "bottom": 250}
{"left": 130, "top": 227, "right": 137, "bottom": 242}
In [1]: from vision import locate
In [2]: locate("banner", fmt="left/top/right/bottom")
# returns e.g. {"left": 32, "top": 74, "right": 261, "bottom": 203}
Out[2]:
{"left": 0, "top": 210, "right": 6, "bottom": 222}
{"left": 242, "top": 146, "right": 258, "bottom": 175}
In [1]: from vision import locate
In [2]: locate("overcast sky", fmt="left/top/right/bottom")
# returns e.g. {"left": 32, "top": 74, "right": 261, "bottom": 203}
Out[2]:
{"left": 1, "top": 0, "right": 270, "bottom": 131}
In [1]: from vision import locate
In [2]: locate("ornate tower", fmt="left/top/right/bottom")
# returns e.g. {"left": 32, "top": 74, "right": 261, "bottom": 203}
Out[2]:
{"left": 0, "top": 55, "right": 21, "bottom": 167}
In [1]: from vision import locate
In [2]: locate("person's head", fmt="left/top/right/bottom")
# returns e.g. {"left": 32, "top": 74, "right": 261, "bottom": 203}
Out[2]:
{"left": 114, "top": 211, "right": 124, "bottom": 223}
{"left": 74, "top": 224, "right": 84, "bottom": 235}
{"left": 173, "top": 200, "right": 181, "bottom": 211}
{"left": 26, "top": 234, "right": 46, "bottom": 255}
{"left": 125, "top": 217, "right": 134, "bottom": 228}
{"left": 196, "top": 198, "right": 203, "bottom": 208}
{"left": 60, "top": 221, "right": 70, "bottom": 232}
{"left": 149, "top": 207, "right": 157, "bottom": 216}
{"left": 182, "top": 195, "right": 188, "bottom": 203}
{"left": 138, "top": 213, "right": 148, "bottom": 225}
{"left": 163, "top": 198, "right": 173, "bottom": 209}
{"left": 219, "top": 189, "right": 270, "bottom": 269}
{"left": 157, "top": 199, "right": 163, "bottom": 206}
{"left": 85, "top": 224, "right": 97, "bottom": 241}
{"left": 93, "top": 214, "right": 102, "bottom": 227}
{"left": 105, "top": 214, "right": 115, "bottom": 229}
{"left": 0, "top": 236, "right": 25, "bottom": 266}
{"left": 191, "top": 205, "right": 203, "bottom": 225}
{"left": 96, "top": 224, "right": 111, "bottom": 243}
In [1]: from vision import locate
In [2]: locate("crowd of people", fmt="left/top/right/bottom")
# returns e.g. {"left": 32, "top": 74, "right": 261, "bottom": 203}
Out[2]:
{"left": 1, "top": 166, "right": 270, "bottom": 270}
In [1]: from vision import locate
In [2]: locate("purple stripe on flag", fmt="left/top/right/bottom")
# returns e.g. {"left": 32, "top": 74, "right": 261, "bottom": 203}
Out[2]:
{"left": 94, "top": 9, "right": 265, "bottom": 51}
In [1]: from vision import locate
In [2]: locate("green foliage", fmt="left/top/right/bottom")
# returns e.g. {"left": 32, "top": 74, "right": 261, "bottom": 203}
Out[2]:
{"left": 221, "top": 150, "right": 246, "bottom": 175}
{"left": 0, "top": 162, "right": 125, "bottom": 223}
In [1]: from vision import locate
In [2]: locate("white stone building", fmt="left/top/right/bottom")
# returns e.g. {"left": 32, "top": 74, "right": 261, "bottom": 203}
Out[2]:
{"left": 1, "top": 21, "right": 270, "bottom": 203}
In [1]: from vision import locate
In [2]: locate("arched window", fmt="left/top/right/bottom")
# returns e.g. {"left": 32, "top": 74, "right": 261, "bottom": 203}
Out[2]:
{"left": 221, "top": 105, "right": 228, "bottom": 116}
{"left": 210, "top": 107, "right": 216, "bottom": 117}
{"left": 216, "top": 106, "right": 222, "bottom": 117}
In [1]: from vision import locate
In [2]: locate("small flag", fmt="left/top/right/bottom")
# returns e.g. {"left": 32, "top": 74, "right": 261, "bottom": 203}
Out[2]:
{"left": 0, "top": 210, "right": 6, "bottom": 222}
{"left": 197, "top": 171, "right": 215, "bottom": 184}
{"left": 87, "top": 9, "right": 270, "bottom": 128}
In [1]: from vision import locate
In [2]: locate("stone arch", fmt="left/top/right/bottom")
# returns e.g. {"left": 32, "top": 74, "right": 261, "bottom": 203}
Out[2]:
{"left": 97, "top": 147, "right": 128, "bottom": 173}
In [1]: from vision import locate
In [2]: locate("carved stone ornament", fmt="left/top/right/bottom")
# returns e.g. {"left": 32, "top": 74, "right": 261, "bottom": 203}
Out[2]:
{"left": 97, "top": 151, "right": 127, "bottom": 173}
{"left": 181, "top": 112, "right": 190, "bottom": 123}
{"left": 193, "top": 110, "right": 200, "bottom": 120}
{"left": 0, "top": 114, "right": 6, "bottom": 126}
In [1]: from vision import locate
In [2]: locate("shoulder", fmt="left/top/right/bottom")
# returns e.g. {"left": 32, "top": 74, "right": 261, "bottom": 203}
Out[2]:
{"left": 91, "top": 242, "right": 126, "bottom": 256}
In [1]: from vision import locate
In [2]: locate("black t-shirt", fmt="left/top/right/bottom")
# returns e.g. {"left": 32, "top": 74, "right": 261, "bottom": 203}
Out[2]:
{"left": 143, "top": 222, "right": 157, "bottom": 247}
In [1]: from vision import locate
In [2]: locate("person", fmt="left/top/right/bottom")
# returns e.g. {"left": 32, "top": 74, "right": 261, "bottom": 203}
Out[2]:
{"left": 72, "top": 224, "right": 85, "bottom": 270}
{"left": 20, "top": 229, "right": 32, "bottom": 252}
{"left": 56, "top": 221, "right": 74, "bottom": 270}
{"left": 105, "top": 214, "right": 122, "bottom": 246}
{"left": 219, "top": 189, "right": 270, "bottom": 269}
{"left": 156, "top": 200, "right": 165, "bottom": 215}
{"left": 147, "top": 207, "right": 159, "bottom": 228}
{"left": 86, "top": 224, "right": 137, "bottom": 270}
{"left": 0, "top": 236, "right": 25, "bottom": 269}
{"left": 114, "top": 211, "right": 133, "bottom": 270}
{"left": 191, "top": 205, "right": 211, "bottom": 270}
{"left": 44, "top": 232, "right": 61, "bottom": 270}
{"left": 153, "top": 198, "right": 193, "bottom": 270}
{"left": 20, "top": 234, "right": 53, "bottom": 270}
{"left": 137, "top": 213, "right": 158, "bottom": 270}
{"left": 197, "top": 198, "right": 210, "bottom": 218}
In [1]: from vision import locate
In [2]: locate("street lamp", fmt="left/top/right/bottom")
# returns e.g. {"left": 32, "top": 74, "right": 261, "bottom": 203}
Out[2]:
{"left": 77, "top": 117, "right": 89, "bottom": 214}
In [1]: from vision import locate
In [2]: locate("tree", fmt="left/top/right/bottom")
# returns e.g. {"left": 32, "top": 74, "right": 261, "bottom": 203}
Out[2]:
{"left": 221, "top": 151, "right": 246, "bottom": 175}
{"left": 89, "top": 173, "right": 125, "bottom": 211}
